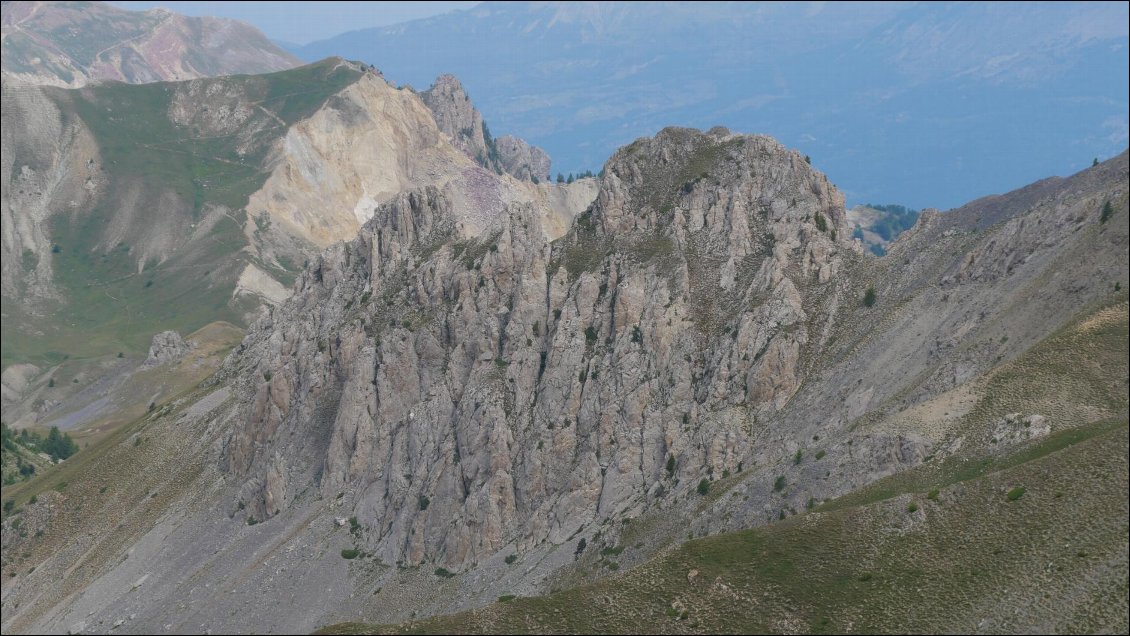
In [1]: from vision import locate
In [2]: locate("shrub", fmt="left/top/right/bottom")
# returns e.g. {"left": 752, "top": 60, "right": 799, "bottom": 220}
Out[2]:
{"left": 434, "top": 567, "right": 455, "bottom": 578}
{"left": 793, "top": 449, "right": 803, "bottom": 464}
{"left": 927, "top": 489, "right": 940, "bottom": 501}
{"left": 863, "top": 286, "right": 877, "bottom": 307}
{"left": 666, "top": 455, "right": 676, "bottom": 477}
{"left": 498, "top": 594, "right": 516, "bottom": 603}
{"left": 504, "top": 554, "right": 518, "bottom": 565}
{"left": 773, "top": 475, "right": 787, "bottom": 492}
{"left": 584, "top": 326, "right": 598, "bottom": 343}
{"left": 574, "top": 537, "right": 587, "bottom": 558}
{"left": 814, "top": 449, "right": 826, "bottom": 460}
{"left": 341, "top": 548, "right": 360, "bottom": 559}
{"left": 814, "top": 212, "right": 828, "bottom": 233}
{"left": 418, "top": 495, "right": 430, "bottom": 510}
{"left": 1100, "top": 200, "right": 1113, "bottom": 224}
{"left": 349, "top": 516, "right": 361, "bottom": 534}
{"left": 600, "top": 545, "right": 624, "bottom": 556}
{"left": 1007, "top": 486, "right": 1026, "bottom": 501}
{"left": 247, "top": 516, "right": 258, "bottom": 526}
{"left": 907, "top": 501, "right": 919, "bottom": 513}
{"left": 697, "top": 479, "right": 711, "bottom": 495}
{"left": 859, "top": 572, "right": 873, "bottom": 582}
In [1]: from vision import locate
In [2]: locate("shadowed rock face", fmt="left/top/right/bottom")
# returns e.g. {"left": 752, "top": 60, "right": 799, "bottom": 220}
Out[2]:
{"left": 221, "top": 127, "right": 855, "bottom": 567}
{"left": 1, "top": 1, "right": 301, "bottom": 87}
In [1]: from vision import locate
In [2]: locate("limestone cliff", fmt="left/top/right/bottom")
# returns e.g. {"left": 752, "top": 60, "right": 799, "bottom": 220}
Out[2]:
{"left": 221, "top": 127, "right": 854, "bottom": 566}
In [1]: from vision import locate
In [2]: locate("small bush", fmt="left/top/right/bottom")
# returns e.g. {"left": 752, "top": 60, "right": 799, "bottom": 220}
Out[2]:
{"left": 28, "top": 495, "right": 37, "bottom": 505}
{"left": 863, "top": 286, "right": 877, "bottom": 307}
{"left": 1100, "top": 200, "right": 1113, "bottom": 224}
{"left": 907, "top": 501, "right": 919, "bottom": 513}
{"left": 349, "top": 516, "right": 361, "bottom": 534}
{"left": 859, "top": 572, "right": 873, "bottom": 582}
{"left": 814, "top": 212, "right": 828, "bottom": 233}
{"left": 814, "top": 449, "right": 826, "bottom": 460}
{"left": 600, "top": 545, "right": 624, "bottom": 557}
{"left": 665, "top": 454, "right": 676, "bottom": 477}
{"left": 418, "top": 495, "right": 430, "bottom": 510}
{"left": 498, "top": 594, "right": 516, "bottom": 603}
{"left": 926, "top": 489, "right": 940, "bottom": 501}
{"left": 773, "top": 475, "right": 787, "bottom": 492}
{"left": 793, "top": 449, "right": 803, "bottom": 464}
{"left": 434, "top": 567, "right": 455, "bottom": 578}
{"left": 584, "top": 326, "right": 598, "bottom": 343}
{"left": 696, "top": 479, "right": 711, "bottom": 495}
{"left": 247, "top": 516, "right": 258, "bottom": 526}
{"left": 574, "top": 537, "right": 587, "bottom": 558}
{"left": 504, "top": 554, "right": 518, "bottom": 565}
{"left": 1007, "top": 486, "right": 1026, "bottom": 501}
{"left": 341, "top": 549, "right": 360, "bottom": 560}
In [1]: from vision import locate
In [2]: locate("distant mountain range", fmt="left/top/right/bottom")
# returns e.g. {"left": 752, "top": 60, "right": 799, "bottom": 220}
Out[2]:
{"left": 292, "top": 1, "right": 1130, "bottom": 210}
{"left": 1, "top": 0, "right": 300, "bottom": 85}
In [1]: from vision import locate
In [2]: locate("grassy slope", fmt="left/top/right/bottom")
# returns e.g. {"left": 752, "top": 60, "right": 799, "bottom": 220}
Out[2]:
{"left": 322, "top": 301, "right": 1130, "bottom": 635}
{"left": 322, "top": 420, "right": 1127, "bottom": 635}
{"left": 1, "top": 59, "right": 361, "bottom": 367}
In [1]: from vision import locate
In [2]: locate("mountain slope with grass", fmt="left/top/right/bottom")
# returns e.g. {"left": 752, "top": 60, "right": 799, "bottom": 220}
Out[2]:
{"left": 1, "top": 0, "right": 301, "bottom": 87}
{"left": 1, "top": 58, "right": 594, "bottom": 369}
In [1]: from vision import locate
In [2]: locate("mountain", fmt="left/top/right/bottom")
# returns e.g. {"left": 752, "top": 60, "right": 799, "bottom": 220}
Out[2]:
{"left": 1, "top": 125, "right": 1124, "bottom": 633}
{"left": 1, "top": 58, "right": 592, "bottom": 369}
{"left": 421, "top": 73, "right": 552, "bottom": 181}
{"left": 1, "top": 0, "right": 301, "bottom": 86}
{"left": 293, "top": 1, "right": 1130, "bottom": 210}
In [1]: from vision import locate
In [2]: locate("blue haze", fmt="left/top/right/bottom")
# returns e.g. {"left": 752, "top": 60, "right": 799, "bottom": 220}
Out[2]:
{"left": 294, "top": 1, "right": 1129, "bottom": 210}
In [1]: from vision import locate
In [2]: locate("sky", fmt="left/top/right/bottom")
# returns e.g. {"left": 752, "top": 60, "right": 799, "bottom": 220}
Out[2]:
{"left": 108, "top": 1, "right": 481, "bottom": 44}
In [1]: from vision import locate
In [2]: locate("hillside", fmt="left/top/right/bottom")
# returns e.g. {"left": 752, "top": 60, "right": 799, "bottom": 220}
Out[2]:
{"left": 330, "top": 417, "right": 1129, "bottom": 634}
{"left": 1, "top": 131, "right": 1124, "bottom": 634}
{"left": 1, "top": 59, "right": 594, "bottom": 369}
{"left": 1, "top": 0, "right": 301, "bottom": 86}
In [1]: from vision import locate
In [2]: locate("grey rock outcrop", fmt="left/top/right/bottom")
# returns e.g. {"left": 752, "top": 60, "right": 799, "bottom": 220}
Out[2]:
{"left": 221, "top": 127, "right": 852, "bottom": 567}
{"left": 494, "top": 135, "right": 551, "bottom": 182}
{"left": 421, "top": 74, "right": 551, "bottom": 181}
{"left": 143, "top": 331, "right": 191, "bottom": 368}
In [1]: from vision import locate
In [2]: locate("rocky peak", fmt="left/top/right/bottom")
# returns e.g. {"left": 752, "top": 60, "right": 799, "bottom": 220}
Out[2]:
{"left": 218, "top": 127, "right": 860, "bottom": 569}
{"left": 494, "top": 135, "right": 551, "bottom": 182}
{"left": 421, "top": 73, "right": 552, "bottom": 182}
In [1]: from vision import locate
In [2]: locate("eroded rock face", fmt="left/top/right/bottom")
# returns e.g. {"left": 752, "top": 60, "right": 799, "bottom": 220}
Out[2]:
{"left": 421, "top": 74, "right": 551, "bottom": 181}
{"left": 221, "top": 127, "right": 853, "bottom": 567}
{"left": 495, "top": 135, "right": 551, "bottom": 182}
{"left": 143, "top": 331, "right": 191, "bottom": 368}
